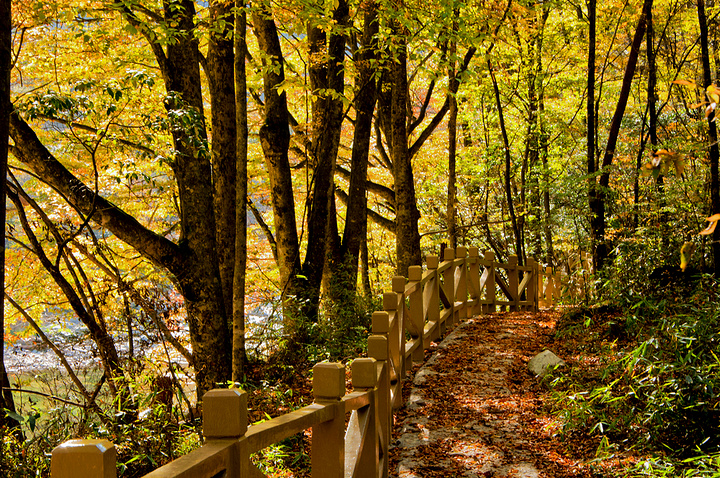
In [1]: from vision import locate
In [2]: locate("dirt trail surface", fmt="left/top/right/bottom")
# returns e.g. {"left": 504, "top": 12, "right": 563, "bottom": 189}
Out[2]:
{"left": 389, "top": 311, "right": 607, "bottom": 478}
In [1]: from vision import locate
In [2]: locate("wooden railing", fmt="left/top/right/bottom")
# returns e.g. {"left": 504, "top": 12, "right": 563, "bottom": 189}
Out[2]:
{"left": 50, "top": 247, "right": 567, "bottom": 478}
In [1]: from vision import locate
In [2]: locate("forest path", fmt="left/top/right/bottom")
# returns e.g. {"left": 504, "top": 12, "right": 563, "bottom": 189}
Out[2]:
{"left": 388, "top": 311, "right": 601, "bottom": 478}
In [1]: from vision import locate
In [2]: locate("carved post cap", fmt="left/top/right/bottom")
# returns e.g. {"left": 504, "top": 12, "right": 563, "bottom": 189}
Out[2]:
{"left": 313, "top": 363, "right": 346, "bottom": 401}
{"left": 456, "top": 246, "right": 467, "bottom": 258}
{"left": 202, "top": 388, "right": 248, "bottom": 438}
{"left": 509, "top": 255, "right": 518, "bottom": 264}
{"left": 468, "top": 246, "right": 480, "bottom": 257}
{"left": 444, "top": 248, "right": 455, "bottom": 261}
{"left": 383, "top": 291, "right": 398, "bottom": 311}
{"left": 484, "top": 250, "right": 495, "bottom": 260}
{"left": 392, "top": 275, "right": 406, "bottom": 293}
{"left": 351, "top": 358, "right": 378, "bottom": 389}
{"left": 367, "top": 335, "right": 388, "bottom": 361}
{"left": 51, "top": 439, "right": 116, "bottom": 478}
{"left": 408, "top": 265, "right": 423, "bottom": 281}
{"left": 372, "top": 311, "right": 390, "bottom": 334}
{"left": 426, "top": 255, "right": 439, "bottom": 269}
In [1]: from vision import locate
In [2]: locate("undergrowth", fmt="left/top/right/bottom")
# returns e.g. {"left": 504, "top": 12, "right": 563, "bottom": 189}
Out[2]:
{"left": 1, "top": 292, "right": 376, "bottom": 477}
{"left": 549, "top": 254, "right": 720, "bottom": 477}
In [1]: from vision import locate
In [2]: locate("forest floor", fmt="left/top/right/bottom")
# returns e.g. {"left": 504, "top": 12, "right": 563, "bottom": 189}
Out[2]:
{"left": 387, "top": 310, "right": 641, "bottom": 478}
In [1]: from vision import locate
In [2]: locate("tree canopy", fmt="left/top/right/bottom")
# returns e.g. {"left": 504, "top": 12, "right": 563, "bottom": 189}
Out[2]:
{"left": 4, "top": 0, "right": 720, "bottom": 463}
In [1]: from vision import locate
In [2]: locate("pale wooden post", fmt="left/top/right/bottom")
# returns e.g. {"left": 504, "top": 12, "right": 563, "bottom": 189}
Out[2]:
{"left": 371, "top": 311, "right": 401, "bottom": 409}
{"left": 581, "top": 251, "right": 590, "bottom": 301}
{"left": 385, "top": 286, "right": 404, "bottom": 379}
{"left": 348, "top": 358, "right": 379, "bottom": 477}
{"left": 554, "top": 269, "right": 562, "bottom": 304}
{"left": 537, "top": 264, "right": 545, "bottom": 308}
{"left": 484, "top": 250, "right": 496, "bottom": 312}
{"left": 201, "top": 388, "right": 249, "bottom": 478}
{"left": 456, "top": 246, "right": 468, "bottom": 319}
{"left": 426, "top": 254, "right": 440, "bottom": 344}
{"left": 202, "top": 388, "right": 248, "bottom": 439}
{"left": 545, "top": 266, "right": 554, "bottom": 307}
{"left": 392, "top": 276, "right": 410, "bottom": 376}
{"left": 52, "top": 439, "right": 116, "bottom": 478}
{"left": 441, "top": 247, "right": 455, "bottom": 332}
{"left": 526, "top": 258, "right": 538, "bottom": 312}
{"left": 508, "top": 255, "right": 519, "bottom": 311}
{"left": 407, "top": 265, "right": 424, "bottom": 362}
{"left": 312, "top": 363, "right": 346, "bottom": 478}
{"left": 368, "top": 334, "right": 390, "bottom": 457}
{"left": 468, "top": 247, "right": 481, "bottom": 316}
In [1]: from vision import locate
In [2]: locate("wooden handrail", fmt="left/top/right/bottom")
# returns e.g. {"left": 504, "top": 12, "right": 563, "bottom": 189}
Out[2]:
{"left": 50, "top": 247, "right": 580, "bottom": 478}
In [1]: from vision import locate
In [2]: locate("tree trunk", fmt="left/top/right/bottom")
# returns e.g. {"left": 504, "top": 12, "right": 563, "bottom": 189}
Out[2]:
{"left": 697, "top": 0, "right": 720, "bottom": 276}
{"left": 11, "top": 0, "right": 233, "bottom": 397}
{"left": 207, "top": 0, "right": 238, "bottom": 328}
{"left": 251, "top": 6, "right": 315, "bottom": 345}
{"left": 392, "top": 16, "right": 422, "bottom": 276}
{"left": 304, "top": 0, "right": 349, "bottom": 317}
{"left": 0, "top": 0, "right": 19, "bottom": 433}
{"left": 536, "top": 3, "right": 553, "bottom": 265}
{"left": 524, "top": 17, "right": 540, "bottom": 263}
{"left": 587, "top": 0, "right": 599, "bottom": 272}
{"left": 447, "top": 16, "right": 459, "bottom": 249}
{"left": 488, "top": 58, "right": 523, "bottom": 263}
{"left": 593, "top": 0, "right": 652, "bottom": 271}
{"left": 326, "top": 1, "right": 378, "bottom": 306}
{"left": 232, "top": 0, "right": 248, "bottom": 382}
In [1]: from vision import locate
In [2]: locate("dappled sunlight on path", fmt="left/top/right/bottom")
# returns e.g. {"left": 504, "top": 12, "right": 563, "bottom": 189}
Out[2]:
{"left": 389, "top": 312, "right": 609, "bottom": 478}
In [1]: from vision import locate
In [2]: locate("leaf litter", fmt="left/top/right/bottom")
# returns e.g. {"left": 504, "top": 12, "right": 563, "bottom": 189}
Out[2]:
{"left": 389, "top": 311, "right": 641, "bottom": 478}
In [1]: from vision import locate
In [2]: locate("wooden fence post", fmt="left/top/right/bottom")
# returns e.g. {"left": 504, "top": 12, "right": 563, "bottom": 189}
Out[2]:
{"left": 367, "top": 333, "right": 390, "bottom": 461}
{"left": 468, "top": 247, "right": 481, "bottom": 316}
{"left": 508, "top": 255, "right": 519, "bottom": 311}
{"left": 407, "top": 265, "right": 424, "bottom": 362}
{"left": 312, "top": 363, "right": 346, "bottom": 478}
{"left": 347, "top": 358, "right": 379, "bottom": 477}
{"left": 484, "top": 250, "right": 496, "bottom": 312}
{"left": 391, "top": 276, "right": 410, "bottom": 378}
{"left": 426, "top": 254, "right": 440, "bottom": 344}
{"left": 200, "top": 388, "right": 249, "bottom": 478}
{"left": 51, "top": 439, "right": 116, "bottom": 478}
{"left": 554, "top": 268, "right": 562, "bottom": 304}
{"left": 382, "top": 291, "right": 402, "bottom": 384}
{"left": 441, "top": 247, "right": 455, "bottom": 332}
{"left": 526, "top": 258, "right": 538, "bottom": 311}
{"left": 538, "top": 264, "right": 545, "bottom": 308}
{"left": 545, "top": 266, "right": 554, "bottom": 307}
{"left": 455, "top": 246, "right": 468, "bottom": 319}
{"left": 202, "top": 389, "right": 248, "bottom": 439}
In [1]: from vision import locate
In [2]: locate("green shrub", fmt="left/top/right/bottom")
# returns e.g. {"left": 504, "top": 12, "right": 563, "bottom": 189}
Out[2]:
{"left": 551, "top": 266, "right": 720, "bottom": 476}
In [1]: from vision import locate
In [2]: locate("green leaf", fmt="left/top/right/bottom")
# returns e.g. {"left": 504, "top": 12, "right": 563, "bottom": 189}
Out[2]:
{"left": 5, "top": 410, "right": 24, "bottom": 423}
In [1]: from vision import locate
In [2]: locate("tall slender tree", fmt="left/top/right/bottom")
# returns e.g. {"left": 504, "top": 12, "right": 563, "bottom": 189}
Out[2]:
{"left": 447, "top": 12, "right": 460, "bottom": 250}
{"left": 233, "top": 0, "right": 249, "bottom": 382}
{"left": 587, "top": 0, "right": 598, "bottom": 270}
{"left": 391, "top": 6, "right": 422, "bottom": 276}
{"left": 590, "top": 0, "right": 652, "bottom": 271}
{"left": 0, "top": 0, "right": 18, "bottom": 431}
{"left": 697, "top": 0, "right": 720, "bottom": 276}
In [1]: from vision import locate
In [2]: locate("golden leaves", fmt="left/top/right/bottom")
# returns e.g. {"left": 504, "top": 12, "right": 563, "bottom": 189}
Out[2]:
{"left": 672, "top": 80, "right": 720, "bottom": 119}
{"left": 680, "top": 242, "right": 695, "bottom": 272}
{"left": 699, "top": 213, "right": 720, "bottom": 236}
{"left": 641, "top": 149, "right": 684, "bottom": 178}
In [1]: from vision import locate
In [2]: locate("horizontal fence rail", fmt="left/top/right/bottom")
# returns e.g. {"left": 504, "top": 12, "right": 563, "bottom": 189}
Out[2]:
{"left": 50, "top": 248, "right": 577, "bottom": 478}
